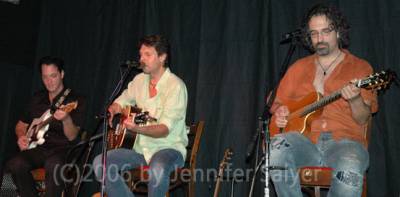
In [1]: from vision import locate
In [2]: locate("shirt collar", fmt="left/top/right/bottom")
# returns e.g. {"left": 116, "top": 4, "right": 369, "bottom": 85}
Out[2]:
{"left": 146, "top": 67, "right": 171, "bottom": 90}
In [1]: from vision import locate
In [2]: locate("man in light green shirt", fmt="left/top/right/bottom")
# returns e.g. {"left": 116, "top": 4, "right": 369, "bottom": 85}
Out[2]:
{"left": 93, "top": 35, "right": 188, "bottom": 197}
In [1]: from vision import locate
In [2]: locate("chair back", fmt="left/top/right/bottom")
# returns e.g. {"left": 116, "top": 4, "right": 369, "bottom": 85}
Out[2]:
{"left": 184, "top": 121, "right": 204, "bottom": 197}
{"left": 186, "top": 121, "right": 205, "bottom": 169}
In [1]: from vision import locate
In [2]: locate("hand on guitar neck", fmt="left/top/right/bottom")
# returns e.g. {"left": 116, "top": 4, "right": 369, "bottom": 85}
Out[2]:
{"left": 53, "top": 106, "right": 73, "bottom": 121}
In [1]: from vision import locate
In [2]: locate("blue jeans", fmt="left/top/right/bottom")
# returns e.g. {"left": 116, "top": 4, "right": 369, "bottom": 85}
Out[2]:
{"left": 269, "top": 132, "right": 369, "bottom": 197}
{"left": 93, "top": 148, "right": 184, "bottom": 197}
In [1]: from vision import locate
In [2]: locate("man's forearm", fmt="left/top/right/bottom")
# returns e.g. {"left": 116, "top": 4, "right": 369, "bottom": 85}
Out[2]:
{"left": 15, "top": 121, "right": 28, "bottom": 138}
{"left": 132, "top": 124, "right": 169, "bottom": 138}
{"left": 62, "top": 116, "right": 80, "bottom": 141}
{"left": 349, "top": 96, "right": 371, "bottom": 125}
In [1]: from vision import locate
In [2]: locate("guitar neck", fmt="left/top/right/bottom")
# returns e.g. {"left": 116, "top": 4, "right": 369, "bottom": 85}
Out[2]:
{"left": 213, "top": 170, "right": 224, "bottom": 197}
{"left": 213, "top": 149, "right": 232, "bottom": 197}
{"left": 300, "top": 90, "right": 342, "bottom": 117}
{"left": 37, "top": 116, "right": 56, "bottom": 131}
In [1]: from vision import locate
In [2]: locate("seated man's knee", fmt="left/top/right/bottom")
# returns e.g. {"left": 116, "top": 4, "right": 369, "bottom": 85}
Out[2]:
{"left": 333, "top": 143, "right": 368, "bottom": 188}
{"left": 148, "top": 167, "right": 168, "bottom": 188}
{"left": 335, "top": 144, "right": 369, "bottom": 173}
{"left": 92, "top": 154, "right": 122, "bottom": 182}
{"left": 44, "top": 155, "right": 66, "bottom": 185}
{"left": 270, "top": 135, "right": 294, "bottom": 166}
{"left": 44, "top": 155, "right": 65, "bottom": 171}
{"left": 334, "top": 170, "right": 364, "bottom": 188}
{"left": 149, "top": 162, "right": 168, "bottom": 179}
{"left": 270, "top": 132, "right": 302, "bottom": 152}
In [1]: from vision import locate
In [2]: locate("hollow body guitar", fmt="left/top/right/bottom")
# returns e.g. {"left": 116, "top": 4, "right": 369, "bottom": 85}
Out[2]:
{"left": 107, "top": 105, "right": 157, "bottom": 149}
{"left": 269, "top": 70, "right": 396, "bottom": 137}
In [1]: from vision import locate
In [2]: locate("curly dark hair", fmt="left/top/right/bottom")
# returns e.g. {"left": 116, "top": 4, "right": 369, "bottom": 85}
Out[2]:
{"left": 301, "top": 3, "right": 350, "bottom": 51}
{"left": 38, "top": 56, "right": 65, "bottom": 74}
{"left": 138, "top": 35, "right": 170, "bottom": 68}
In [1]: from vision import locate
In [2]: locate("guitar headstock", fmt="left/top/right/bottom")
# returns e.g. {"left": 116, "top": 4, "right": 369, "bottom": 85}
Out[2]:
{"left": 219, "top": 148, "right": 233, "bottom": 169}
{"left": 357, "top": 70, "right": 397, "bottom": 91}
{"left": 214, "top": 148, "right": 234, "bottom": 197}
{"left": 60, "top": 101, "right": 78, "bottom": 112}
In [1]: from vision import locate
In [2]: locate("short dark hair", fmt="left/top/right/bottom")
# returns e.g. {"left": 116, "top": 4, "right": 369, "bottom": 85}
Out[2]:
{"left": 38, "top": 56, "right": 65, "bottom": 73}
{"left": 139, "top": 35, "right": 170, "bottom": 67}
{"left": 301, "top": 3, "right": 350, "bottom": 51}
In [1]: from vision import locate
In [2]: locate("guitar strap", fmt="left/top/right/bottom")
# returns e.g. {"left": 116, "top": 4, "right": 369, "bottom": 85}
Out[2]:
{"left": 50, "top": 88, "right": 71, "bottom": 114}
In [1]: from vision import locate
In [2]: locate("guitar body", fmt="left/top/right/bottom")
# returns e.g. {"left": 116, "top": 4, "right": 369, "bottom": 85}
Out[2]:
{"left": 269, "top": 92, "right": 323, "bottom": 137}
{"left": 268, "top": 70, "right": 396, "bottom": 137}
{"left": 26, "top": 110, "right": 51, "bottom": 149}
{"left": 108, "top": 105, "right": 157, "bottom": 150}
{"left": 107, "top": 128, "right": 136, "bottom": 150}
{"left": 107, "top": 106, "right": 137, "bottom": 150}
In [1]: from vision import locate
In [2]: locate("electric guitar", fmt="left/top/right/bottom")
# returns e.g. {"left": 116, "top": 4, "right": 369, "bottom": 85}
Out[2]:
{"left": 26, "top": 101, "right": 78, "bottom": 149}
{"left": 107, "top": 105, "right": 157, "bottom": 149}
{"left": 213, "top": 148, "right": 233, "bottom": 197}
{"left": 269, "top": 70, "right": 397, "bottom": 137}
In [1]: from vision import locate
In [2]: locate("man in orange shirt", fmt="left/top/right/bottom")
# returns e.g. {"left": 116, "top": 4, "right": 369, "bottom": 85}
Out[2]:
{"left": 269, "top": 4, "right": 377, "bottom": 197}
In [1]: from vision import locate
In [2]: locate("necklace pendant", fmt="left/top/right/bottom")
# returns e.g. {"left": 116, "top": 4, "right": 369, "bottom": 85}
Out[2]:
{"left": 323, "top": 71, "right": 326, "bottom": 75}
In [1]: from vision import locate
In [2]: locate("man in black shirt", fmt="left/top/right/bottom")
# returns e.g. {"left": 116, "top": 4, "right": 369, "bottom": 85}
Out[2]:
{"left": 6, "top": 56, "right": 85, "bottom": 197}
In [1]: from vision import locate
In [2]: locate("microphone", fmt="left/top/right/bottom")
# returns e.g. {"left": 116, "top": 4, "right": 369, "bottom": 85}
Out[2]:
{"left": 120, "top": 60, "right": 141, "bottom": 69}
{"left": 280, "top": 28, "right": 303, "bottom": 43}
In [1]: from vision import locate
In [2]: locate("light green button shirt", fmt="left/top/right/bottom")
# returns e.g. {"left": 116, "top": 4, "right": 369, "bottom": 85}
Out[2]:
{"left": 114, "top": 68, "right": 188, "bottom": 163}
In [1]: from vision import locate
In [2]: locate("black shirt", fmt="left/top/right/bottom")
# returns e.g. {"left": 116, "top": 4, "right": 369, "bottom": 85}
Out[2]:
{"left": 21, "top": 88, "right": 86, "bottom": 148}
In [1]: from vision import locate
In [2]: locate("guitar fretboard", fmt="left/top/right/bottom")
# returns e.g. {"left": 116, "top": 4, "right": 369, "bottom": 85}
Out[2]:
{"left": 300, "top": 90, "right": 342, "bottom": 117}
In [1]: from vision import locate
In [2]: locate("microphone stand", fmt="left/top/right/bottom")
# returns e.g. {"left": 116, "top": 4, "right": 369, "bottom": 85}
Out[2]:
{"left": 247, "top": 118, "right": 264, "bottom": 197}
{"left": 264, "top": 33, "right": 303, "bottom": 197}
{"left": 64, "top": 130, "right": 103, "bottom": 197}
{"left": 247, "top": 34, "right": 302, "bottom": 197}
{"left": 99, "top": 65, "right": 135, "bottom": 197}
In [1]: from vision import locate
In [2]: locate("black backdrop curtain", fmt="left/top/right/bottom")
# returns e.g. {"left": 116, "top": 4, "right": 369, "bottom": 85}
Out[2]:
{"left": 1, "top": 0, "right": 399, "bottom": 196}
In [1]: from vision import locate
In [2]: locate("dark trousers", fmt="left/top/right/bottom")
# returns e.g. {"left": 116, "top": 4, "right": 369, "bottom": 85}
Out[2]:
{"left": 6, "top": 146, "right": 69, "bottom": 197}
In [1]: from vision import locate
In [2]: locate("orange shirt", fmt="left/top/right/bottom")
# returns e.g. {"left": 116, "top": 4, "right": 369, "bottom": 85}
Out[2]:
{"left": 275, "top": 50, "right": 378, "bottom": 146}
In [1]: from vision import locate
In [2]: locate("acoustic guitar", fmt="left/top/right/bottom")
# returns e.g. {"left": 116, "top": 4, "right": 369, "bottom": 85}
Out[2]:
{"left": 213, "top": 148, "right": 233, "bottom": 197}
{"left": 107, "top": 105, "right": 157, "bottom": 149}
{"left": 269, "top": 70, "right": 396, "bottom": 137}
{"left": 26, "top": 101, "right": 78, "bottom": 149}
